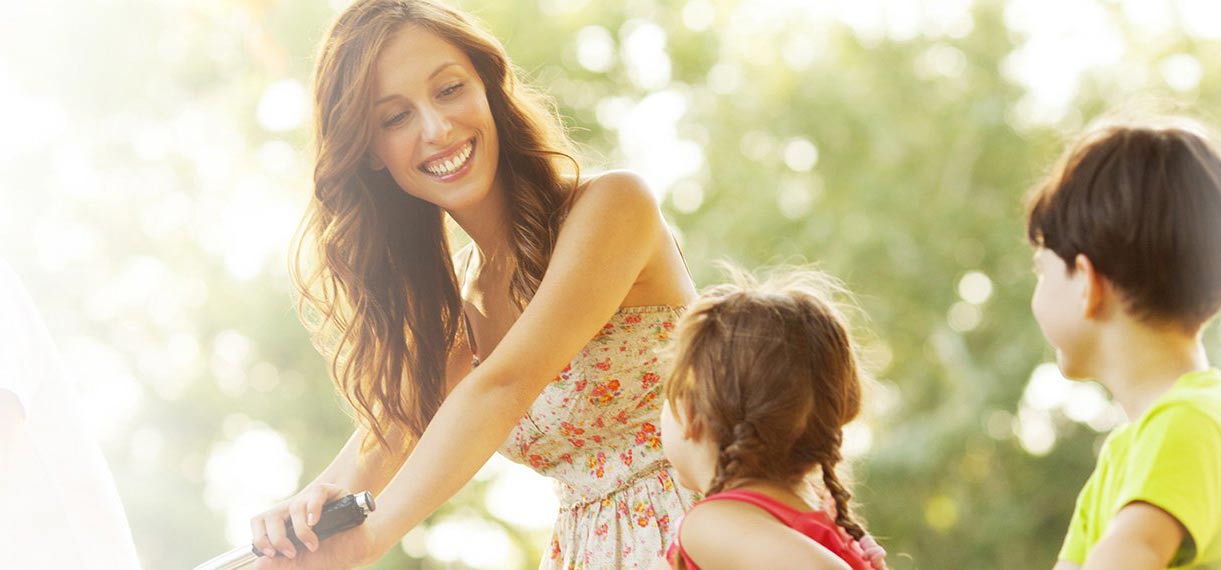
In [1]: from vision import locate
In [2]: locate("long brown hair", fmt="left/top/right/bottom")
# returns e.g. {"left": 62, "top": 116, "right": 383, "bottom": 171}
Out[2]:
{"left": 664, "top": 266, "right": 868, "bottom": 556}
{"left": 292, "top": 0, "right": 579, "bottom": 450}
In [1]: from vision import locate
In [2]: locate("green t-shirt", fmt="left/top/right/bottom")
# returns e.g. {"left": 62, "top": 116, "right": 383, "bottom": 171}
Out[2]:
{"left": 1059, "top": 369, "right": 1221, "bottom": 568}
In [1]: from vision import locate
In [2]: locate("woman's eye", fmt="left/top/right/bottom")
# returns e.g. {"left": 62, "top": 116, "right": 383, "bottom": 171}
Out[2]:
{"left": 439, "top": 82, "right": 464, "bottom": 98}
{"left": 382, "top": 111, "right": 409, "bottom": 128}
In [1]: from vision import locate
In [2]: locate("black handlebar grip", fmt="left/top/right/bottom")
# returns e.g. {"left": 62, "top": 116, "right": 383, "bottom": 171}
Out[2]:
{"left": 252, "top": 491, "right": 377, "bottom": 557}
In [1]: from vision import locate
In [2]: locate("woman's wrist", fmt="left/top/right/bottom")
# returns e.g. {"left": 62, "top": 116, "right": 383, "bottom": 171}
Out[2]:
{"left": 358, "top": 515, "right": 396, "bottom": 566}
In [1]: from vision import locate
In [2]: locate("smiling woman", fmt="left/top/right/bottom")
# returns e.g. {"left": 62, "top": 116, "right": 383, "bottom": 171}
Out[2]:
{"left": 366, "top": 32, "right": 501, "bottom": 207}
{"left": 246, "top": 1, "right": 699, "bottom": 569}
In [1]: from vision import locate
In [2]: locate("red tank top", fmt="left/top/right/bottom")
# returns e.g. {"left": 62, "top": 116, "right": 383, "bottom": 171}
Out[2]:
{"left": 665, "top": 489, "right": 872, "bottom": 570}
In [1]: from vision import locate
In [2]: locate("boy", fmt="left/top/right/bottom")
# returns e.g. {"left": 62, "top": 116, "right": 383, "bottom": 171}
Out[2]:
{"left": 1027, "top": 117, "right": 1221, "bottom": 569}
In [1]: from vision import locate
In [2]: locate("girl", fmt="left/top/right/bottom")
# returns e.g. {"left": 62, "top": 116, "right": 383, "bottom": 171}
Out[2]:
{"left": 249, "top": 0, "right": 697, "bottom": 568}
{"left": 655, "top": 268, "right": 885, "bottom": 570}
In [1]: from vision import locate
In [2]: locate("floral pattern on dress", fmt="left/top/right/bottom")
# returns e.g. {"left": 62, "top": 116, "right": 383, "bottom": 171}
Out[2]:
{"left": 497, "top": 305, "right": 697, "bottom": 570}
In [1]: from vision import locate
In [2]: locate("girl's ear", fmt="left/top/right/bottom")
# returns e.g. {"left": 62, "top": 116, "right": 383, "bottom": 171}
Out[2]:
{"left": 683, "top": 415, "right": 706, "bottom": 442}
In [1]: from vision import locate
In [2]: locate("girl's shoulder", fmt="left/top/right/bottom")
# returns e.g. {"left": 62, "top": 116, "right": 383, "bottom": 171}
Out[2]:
{"left": 677, "top": 499, "right": 852, "bottom": 569}
{"left": 677, "top": 491, "right": 862, "bottom": 570}
{"left": 686, "top": 490, "right": 782, "bottom": 519}
{"left": 678, "top": 493, "right": 804, "bottom": 557}
{"left": 682, "top": 490, "right": 810, "bottom": 535}
{"left": 675, "top": 498, "right": 781, "bottom": 566}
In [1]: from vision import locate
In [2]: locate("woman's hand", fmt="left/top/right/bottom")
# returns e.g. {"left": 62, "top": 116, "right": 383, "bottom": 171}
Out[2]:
{"left": 251, "top": 523, "right": 376, "bottom": 570}
{"left": 249, "top": 483, "right": 357, "bottom": 559}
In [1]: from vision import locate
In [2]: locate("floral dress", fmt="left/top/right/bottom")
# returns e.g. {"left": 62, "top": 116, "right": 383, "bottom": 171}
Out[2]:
{"left": 485, "top": 304, "right": 697, "bottom": 569}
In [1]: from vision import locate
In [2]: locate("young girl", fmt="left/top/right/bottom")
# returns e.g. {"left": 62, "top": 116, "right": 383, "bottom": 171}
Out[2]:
{"left": 655, "top": 268, "right": 886, "bottom": 570}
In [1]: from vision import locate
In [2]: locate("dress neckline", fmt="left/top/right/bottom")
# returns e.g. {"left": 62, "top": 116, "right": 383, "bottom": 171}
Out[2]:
{"left": 611, "top": 303, "right": 686, "bottom": 315}
{"left": 707, "top": 489, "right": 816, "bottom": 514}
{"left": 469, "top": 304, "right": 685, "bottom": 367}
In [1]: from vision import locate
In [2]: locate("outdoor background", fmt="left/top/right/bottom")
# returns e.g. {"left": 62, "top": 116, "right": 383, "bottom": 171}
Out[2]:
{"left": 2, "top": 0, "right": 1220, "bottom": 568}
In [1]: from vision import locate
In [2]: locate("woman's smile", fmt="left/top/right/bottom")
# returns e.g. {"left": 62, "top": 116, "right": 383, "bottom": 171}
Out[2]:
{"left": 418, "top": 136, "right": 476, "bottom": 182}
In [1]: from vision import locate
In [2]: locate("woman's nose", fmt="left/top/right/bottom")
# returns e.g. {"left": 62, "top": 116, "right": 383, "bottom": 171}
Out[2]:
{"left": 419, "top": 105, "right": 453, "bottom": 145}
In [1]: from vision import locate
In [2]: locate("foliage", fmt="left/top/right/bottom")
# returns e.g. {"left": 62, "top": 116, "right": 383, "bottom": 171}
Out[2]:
{"left": 2, "top": 0, "right": 1219, "bottom": 568}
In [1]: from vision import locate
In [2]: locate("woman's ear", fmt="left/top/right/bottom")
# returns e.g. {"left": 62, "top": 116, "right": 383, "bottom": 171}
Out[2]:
{"left": 367, "top": 152, "right": 386, "bottom": 171}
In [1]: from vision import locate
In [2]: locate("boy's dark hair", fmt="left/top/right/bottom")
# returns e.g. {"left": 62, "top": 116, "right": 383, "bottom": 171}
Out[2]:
{"left": 1026, "top": 118, "right": 1221, "bottom": 329}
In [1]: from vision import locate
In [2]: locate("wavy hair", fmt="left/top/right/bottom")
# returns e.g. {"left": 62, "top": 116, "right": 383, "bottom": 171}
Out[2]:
{"left": 292, "top": 0, "right": 578, "bottom": 451}
{"left": 664, "top": 266, "right": 868, "bottom": 569}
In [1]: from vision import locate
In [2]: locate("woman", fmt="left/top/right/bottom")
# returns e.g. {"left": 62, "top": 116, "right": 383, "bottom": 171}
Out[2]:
{"left": 250, "top": 1, "right": 698, "bottom": 568}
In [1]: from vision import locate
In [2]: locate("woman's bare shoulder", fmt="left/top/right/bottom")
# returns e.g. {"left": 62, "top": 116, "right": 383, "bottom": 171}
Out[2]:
{"left": 572, "top": 169, "right": 657, "bottom": 205}
{"left": 564, "top": 170, "right": 661, "bottom": 231}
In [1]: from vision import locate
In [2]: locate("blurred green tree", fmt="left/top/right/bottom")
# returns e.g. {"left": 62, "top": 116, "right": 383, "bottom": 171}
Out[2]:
{"left": 1, "top": 0, "right": 1219, "bottom": 568}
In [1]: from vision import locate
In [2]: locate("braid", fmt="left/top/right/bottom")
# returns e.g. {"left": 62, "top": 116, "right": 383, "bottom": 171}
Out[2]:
{"left": 663, "top": 267, "right": 874, "bottom": 567}
{"left": 675, "top": 422, "right": 763, "bottom": 570}
{"left": 705, "top": 422, "right": 765, "bottom": 496}
{"left": 820, "top": 443, "right": 865, "bottom": 541}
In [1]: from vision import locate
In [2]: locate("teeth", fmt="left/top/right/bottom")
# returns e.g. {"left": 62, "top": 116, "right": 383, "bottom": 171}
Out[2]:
{"left": 422, "top": 141, "right": 473, "bottom": 177}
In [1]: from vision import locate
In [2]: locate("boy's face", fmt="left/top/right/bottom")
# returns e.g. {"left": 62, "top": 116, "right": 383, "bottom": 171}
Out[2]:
{"left": 1031, "top": 248, "right": 1096, "bottom": 379}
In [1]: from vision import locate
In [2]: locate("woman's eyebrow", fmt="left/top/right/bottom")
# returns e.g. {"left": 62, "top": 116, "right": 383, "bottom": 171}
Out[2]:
{"left": 373, "top": 62, "right": 462, "bottom": 106}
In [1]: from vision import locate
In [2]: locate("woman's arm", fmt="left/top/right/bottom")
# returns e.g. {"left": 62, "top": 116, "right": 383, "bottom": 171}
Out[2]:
{"left": 251, "top": 407, "right": 415, "bottom": 559}
{"left": 309, "top": 325, "right": 474, "bottom": 499}
{"left": 359, "top": 172, "right": 668, "bottom": 560}
{"left": 252, "top": 269, "right": 476, "bottom": 561}
{"left": 251, "top": 424, "right": 413, "bottom": 559}
{"left": 310, "top": 424, "right": 411, "bottom": 497}
{"left": 678, "top": 502, "right": 851, "bottom": 570}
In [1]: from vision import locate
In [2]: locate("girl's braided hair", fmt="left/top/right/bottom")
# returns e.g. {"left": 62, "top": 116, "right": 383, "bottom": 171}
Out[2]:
{"left": 664, "top": 266, "right": 868, "bottom": 570}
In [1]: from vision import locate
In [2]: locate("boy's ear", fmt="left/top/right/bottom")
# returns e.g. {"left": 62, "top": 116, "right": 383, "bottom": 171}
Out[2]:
{"left": 1075, "top": 254, "right": 1108, "bottom": 319}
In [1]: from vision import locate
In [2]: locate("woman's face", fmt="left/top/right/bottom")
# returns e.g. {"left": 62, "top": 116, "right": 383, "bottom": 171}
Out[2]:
{"left": 366, "top": 26, "right": 500, "bottom": 212}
